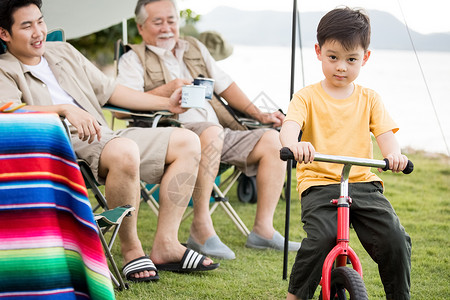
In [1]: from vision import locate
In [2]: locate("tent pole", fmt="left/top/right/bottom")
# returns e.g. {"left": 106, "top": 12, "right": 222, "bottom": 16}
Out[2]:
{"left": 122, "top": 18, "right": 128, "bottom": 45}
{"left": 289, "top": 0, "right": 297, "bottom": 100}
{"left": 283, "top": 0, "right": 297, "bottom": 281}
{"left": 297, "top": 9, "right": 306, "bottom": 89}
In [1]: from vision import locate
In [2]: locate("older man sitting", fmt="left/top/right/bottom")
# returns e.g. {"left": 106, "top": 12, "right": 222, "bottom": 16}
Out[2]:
{"left": 117, "top": 0, "right": 301, "bottom": 260}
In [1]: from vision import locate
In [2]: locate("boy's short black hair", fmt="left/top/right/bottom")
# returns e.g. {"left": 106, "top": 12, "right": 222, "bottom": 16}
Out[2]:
{"left": 0, "top": 0, "right": 42, "bottom": 34}
{"left": 317, "top": 7, "right": 371, "bottom": 51}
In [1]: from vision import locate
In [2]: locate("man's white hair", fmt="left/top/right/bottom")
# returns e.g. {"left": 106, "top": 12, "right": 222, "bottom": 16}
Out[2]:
{"left": 135, "top": 0, "right": 178, "bottom": 25}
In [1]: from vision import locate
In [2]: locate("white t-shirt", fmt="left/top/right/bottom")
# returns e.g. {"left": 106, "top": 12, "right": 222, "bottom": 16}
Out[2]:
{"left": 116, "top": 39, "right": 234, "bottom": 124}
{"left": 25, "top": 57, "right": 79, "bottom": 107}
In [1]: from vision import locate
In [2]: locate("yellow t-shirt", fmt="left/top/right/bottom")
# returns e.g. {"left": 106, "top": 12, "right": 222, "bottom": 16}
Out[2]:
{"left": 285, "top": 82, "right": 399, "bottom": 194}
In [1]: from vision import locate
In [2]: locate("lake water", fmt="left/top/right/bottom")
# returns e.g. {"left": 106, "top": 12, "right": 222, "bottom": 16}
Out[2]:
{"left": 216, "top": 45, "right": 450, "bottom": 156}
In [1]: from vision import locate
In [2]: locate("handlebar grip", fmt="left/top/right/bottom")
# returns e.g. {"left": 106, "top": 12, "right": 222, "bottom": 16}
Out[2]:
{"left": 280, "top": 147, "right": 294, "bottom": 161}
{"left": 382, "top": 158, "right": 414, "bottom": 174}
{"left": 280, "top": 147, "right": 414, "bottom": 174}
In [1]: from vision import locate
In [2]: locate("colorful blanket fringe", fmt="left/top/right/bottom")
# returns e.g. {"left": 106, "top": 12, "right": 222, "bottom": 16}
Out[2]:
{"left": 0, "top": 113, "right": 115, "bottom": 299}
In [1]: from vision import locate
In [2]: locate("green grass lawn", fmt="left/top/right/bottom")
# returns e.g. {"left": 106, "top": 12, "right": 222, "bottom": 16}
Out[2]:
{"left": 91, "top": 130, "right": 449, "bottom": 299}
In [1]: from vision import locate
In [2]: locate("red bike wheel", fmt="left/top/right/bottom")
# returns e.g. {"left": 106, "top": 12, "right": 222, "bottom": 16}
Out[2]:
{"left": 321, "top": 267, "right": 368, "bottom": 300}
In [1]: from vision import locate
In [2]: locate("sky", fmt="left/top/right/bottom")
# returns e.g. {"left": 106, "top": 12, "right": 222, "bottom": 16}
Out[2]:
{"left": 177, "top": 0, "right": 449, "bottom": 35}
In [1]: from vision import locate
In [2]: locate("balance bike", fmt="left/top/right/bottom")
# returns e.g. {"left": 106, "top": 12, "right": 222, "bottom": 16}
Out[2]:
{"left": 280, "top": 147, "right": 413, "bottom": 300}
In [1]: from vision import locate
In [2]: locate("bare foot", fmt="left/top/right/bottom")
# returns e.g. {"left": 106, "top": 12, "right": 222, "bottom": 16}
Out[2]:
{"left": 128, "top": 269, "right": 156, "bottom": 280}
{"left": 122, "top": 248, "right": 157, "bottom": 279}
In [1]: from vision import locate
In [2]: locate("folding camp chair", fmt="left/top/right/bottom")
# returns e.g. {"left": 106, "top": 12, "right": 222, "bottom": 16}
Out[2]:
{"left": 110, "top": 39, "right": 258, "bottom": 236}
{"left": 78, "top": 159, "right": 135, "bottom": 290}
{"left": 77, "top": 157, "right": 136, "bottom": 290}
{"left": 95, "top": 205, "right": 135, "bottom": 290}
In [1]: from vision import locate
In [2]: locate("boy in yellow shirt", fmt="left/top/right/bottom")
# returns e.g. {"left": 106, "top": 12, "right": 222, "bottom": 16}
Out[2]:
{"left": 280, "top": 7, "right": 411, "bottom": 300}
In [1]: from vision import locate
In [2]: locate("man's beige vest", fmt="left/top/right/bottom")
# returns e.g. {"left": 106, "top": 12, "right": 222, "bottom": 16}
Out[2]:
{"left": 127, "top": 37, "right": 246, "bottom": 130}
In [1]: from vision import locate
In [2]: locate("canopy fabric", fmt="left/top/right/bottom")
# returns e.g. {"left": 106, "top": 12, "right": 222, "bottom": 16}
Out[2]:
{"left": 42, "top": 0, "right": 135, "bottom": 39}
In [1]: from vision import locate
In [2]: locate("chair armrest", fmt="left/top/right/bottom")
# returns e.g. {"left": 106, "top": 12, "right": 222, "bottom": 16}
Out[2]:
{"left": 103, "top": 104, "right": 173, "bottom": 118}
{"left": 103, "top": 104, "right": 182, "bottom": 128}
{"left": 237, "top": 117, "right": 273, "bottom": 129}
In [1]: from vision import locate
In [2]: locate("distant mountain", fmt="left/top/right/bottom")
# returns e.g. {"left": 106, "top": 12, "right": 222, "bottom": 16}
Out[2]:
{"left": 196, "top": 7, "right": 450, "bottom": 52}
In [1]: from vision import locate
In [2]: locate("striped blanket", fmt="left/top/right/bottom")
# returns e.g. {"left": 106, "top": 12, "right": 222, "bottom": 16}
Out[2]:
{"left": 0, "top": 113, "right": 115, "bottom": 299}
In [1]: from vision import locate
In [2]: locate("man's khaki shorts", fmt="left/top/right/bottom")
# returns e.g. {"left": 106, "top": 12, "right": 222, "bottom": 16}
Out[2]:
{"left": 71, "top": 125, "right": 174, "bottom": 184}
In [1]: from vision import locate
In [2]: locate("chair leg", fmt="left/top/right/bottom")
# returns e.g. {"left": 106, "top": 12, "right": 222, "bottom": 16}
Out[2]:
{"left": 79, "top": 161, "right": 108, "bottom": 212}
{"left": 212, "top": 183, "right": 250, "bottom": 236}
{"left": 96, "top": 224, "right": 128, "bottom": 290}
{"left": 140, "top": 181, "right": 159, "bottom": 216}
{"left": 219, "top": 168, "right": 242, "bottom": 195}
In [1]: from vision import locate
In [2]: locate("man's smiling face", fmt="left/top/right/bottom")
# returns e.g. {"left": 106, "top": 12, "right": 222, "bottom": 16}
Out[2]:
{"left": 0, "top": 3, "right": 47, "bottom": 65}
{"left": 137, "top": 0, "right": 179, "bottom": 51}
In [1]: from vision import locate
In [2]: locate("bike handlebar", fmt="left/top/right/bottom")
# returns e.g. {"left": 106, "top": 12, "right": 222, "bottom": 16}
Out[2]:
{"left": 280, "top": 147, "right": 414, "bottom": 174}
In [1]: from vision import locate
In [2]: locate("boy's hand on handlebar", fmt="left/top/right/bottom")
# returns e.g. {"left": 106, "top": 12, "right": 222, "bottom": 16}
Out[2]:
{"left": 379, "top": 153, "right": 409, "bottom": 173}
{"left": 289, "top": 142, "right": 315, "bottom": 164}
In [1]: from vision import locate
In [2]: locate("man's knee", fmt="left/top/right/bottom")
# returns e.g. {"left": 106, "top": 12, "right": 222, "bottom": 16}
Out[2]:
{"left": 258, "top": 130, "right": 281, "bottom": 152}
{"left": 257, "top": 130, "right": 286, "bottom": 167}
{"left": 200, "top": 125, "right": 224, "bottom": 145}
{"left": 100, "top": 138, "right": 140, "bottom": 177}
{"left": 169, "top": 128, "right": 201, "bottom": 157}
{"left": 263, "top": 129, "right": 280, "bottom": 142}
